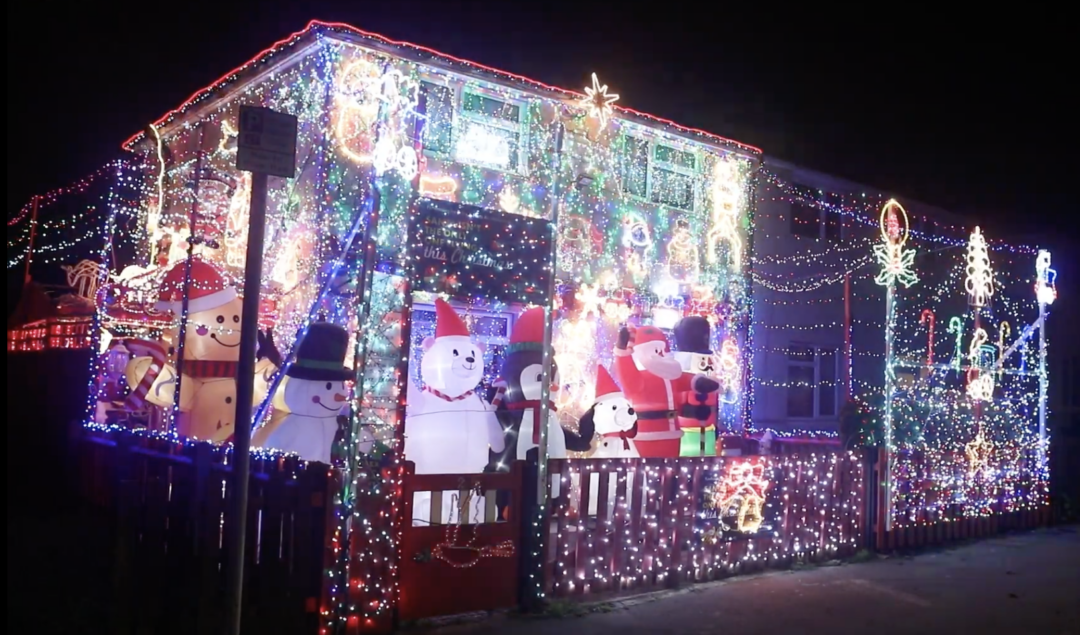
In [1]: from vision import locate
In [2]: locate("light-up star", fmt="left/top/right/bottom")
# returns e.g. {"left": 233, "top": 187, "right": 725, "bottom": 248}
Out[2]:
{"left": 580, "top": 73, "right": 619, "bottom": 128}
{"left": 575, "top": 282, "right": 604, "bottom": 319}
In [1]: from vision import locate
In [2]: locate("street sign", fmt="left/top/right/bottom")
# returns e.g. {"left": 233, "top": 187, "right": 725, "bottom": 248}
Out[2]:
{"left": 236, "top": 106, "right": 298, "bottom": 178}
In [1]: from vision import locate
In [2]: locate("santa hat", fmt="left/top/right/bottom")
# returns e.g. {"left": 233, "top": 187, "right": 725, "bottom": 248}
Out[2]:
{"left": 433, "top": 298, "right": 470, "bottom": 338}
{"left": 631, "top": 325, "right": 669, "bottom": 350}
{"left": 155, "top": 259, "right": 237, "bottom": 315}
{"left": 594, "top": 366, "right": 622, "bottom": 404}
{"left": 508, "top": 307, "right": 545, "bottom": 354}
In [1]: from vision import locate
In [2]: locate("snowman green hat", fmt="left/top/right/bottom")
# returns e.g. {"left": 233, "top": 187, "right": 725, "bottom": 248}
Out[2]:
{"left": 287, "top": 322, "right": 352, "bottom": 382}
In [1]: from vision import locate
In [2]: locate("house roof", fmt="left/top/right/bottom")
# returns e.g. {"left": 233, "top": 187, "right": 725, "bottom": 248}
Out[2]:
{"left": 121, "top": 20, "right": 762, "bottom": 157}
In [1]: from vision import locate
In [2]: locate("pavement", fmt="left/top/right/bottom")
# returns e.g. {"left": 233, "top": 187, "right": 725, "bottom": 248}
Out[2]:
{"left": 433, "top": 527, "right": 1080, "bottom": 635}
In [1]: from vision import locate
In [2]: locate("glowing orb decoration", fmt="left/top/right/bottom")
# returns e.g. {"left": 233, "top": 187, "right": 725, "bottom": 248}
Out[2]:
{"left": 579, "top": 72, "right": 620, "bottom": 129}
{"left": 873, "top": 199, "right": 918, "bottom": 288}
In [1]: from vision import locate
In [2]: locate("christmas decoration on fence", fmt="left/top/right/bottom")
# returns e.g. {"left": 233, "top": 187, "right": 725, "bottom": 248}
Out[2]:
{"left": 430, "top": 484, "right": 516, "bottom": 569}
{"left": 919, "top": 309, "right": 935, "bottom": 365}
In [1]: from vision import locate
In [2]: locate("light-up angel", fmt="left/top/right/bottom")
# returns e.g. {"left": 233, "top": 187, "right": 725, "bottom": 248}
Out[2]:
{"left": 873, "top": 200, "right": 918, "bottom": 288}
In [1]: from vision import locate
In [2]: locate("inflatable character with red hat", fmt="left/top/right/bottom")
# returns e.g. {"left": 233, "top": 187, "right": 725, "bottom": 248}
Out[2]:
{"left": 612, "top": 324, "right": 720, "bottom": 458}
{"left": 582, "top": 365, "right": 639, "bottom": 459}
{"left": 404, "top": 298, "right": 505, "bottom": 475}
{"left": 490, "top": 307, "right": 593, "bottom": 471}
{"left": 124, "top": 258, "right": 278, "bottom": 443}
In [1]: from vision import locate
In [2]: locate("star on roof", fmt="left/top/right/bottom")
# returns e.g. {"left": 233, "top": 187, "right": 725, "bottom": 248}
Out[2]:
{"left": 580, "top": 73, "right": 619, "bottom": 128}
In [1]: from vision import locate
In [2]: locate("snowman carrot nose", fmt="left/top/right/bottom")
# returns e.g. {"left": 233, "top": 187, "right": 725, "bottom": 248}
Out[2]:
{"left": 334, "top": 393, "right": 347, "bottom": 402}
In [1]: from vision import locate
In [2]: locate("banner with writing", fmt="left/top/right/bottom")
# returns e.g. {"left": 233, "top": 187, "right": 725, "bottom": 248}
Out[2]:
{"left": 409, "top": 199, "right": 552, "bottom": 305}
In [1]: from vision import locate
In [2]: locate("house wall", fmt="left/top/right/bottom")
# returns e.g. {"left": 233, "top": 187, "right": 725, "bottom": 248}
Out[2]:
{"left": 126, "top": 32, "right": 760, "bottom": 441}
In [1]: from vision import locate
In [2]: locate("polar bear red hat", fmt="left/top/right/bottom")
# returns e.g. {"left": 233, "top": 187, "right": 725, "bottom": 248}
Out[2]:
{"left": 155, "top": 258, "right": 238, "bottom": 315}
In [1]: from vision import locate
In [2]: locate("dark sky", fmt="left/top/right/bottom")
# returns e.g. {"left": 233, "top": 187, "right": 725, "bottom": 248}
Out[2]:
{"left": 6, "top": 3, "right": 1075, "bottom": 242}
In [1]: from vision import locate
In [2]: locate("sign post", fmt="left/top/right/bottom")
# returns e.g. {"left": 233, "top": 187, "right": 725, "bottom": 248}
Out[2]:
{"left": 225, "top": 105, "right": 297, "bottom": 635}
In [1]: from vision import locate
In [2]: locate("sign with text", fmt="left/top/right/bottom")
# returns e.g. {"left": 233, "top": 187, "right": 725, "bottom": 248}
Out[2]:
{"left": 236, "top": 106, "right": 298, "bottom": 178}
{"left": 409, "top": 199, "right": 552, "bottom": 305}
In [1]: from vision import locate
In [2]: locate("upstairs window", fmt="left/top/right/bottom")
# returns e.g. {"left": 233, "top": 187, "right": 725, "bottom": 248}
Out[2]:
{"left": 618, "top": 134, "right": 700, "bottom": 212}
{"left": 453, "top": 90, "right": 526, "bottom": 173}
{"left": 420, "top": 81, "right": 454, "bottom": 155}
{"left": 789, "top": 185, "right": 846, "bottom": 241}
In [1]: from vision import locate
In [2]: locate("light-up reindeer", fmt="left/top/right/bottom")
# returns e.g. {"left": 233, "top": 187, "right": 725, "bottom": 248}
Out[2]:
{"left": 706, "top": 158, "right": 743, "bottom": 269}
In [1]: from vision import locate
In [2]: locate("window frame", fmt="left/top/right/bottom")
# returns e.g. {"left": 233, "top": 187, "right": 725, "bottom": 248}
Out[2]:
{"left": 785, "top": 343, "right": 840, "bottom": 420}
{"left": 788, "top": 185, "right": 847, "bottom": 241}
{"left": 619, "top": 131, "right": 702, "bottom": 212}
{"left": 453, "top": 85, "right": 530, "bottom": 175}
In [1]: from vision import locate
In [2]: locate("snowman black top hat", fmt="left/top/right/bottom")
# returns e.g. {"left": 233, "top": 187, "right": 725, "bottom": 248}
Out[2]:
{"left": 287, "top": 322, "right": 352, "bottom": 382}
{"left": 672, "top": 316, "right": 713, "bottom": 355}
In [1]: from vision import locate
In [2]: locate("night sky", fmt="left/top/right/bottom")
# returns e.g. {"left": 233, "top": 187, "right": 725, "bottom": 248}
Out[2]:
{"left": 6, "top": 3, "right": 1074, "bottom": 244}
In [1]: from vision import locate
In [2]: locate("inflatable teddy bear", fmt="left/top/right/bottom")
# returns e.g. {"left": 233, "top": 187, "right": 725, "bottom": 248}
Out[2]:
{"left": 124, "top": 258, "right": 277, "bottom": 443}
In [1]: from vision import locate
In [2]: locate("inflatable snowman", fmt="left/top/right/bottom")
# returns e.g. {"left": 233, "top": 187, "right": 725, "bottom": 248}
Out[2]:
{"left": 405, "top": 299, "right": 504, "bottom": 523}
{"left": 124, "top": 258, "right": 277, "bottom": 443}
{"left": 612, "top": 325, "right": 719, "bottom": 458}
{"left": 583, "top": 366, "right": 639, "bottom": 459}
{"left": 260, "top": 323, "right": 351, "bottom": 464}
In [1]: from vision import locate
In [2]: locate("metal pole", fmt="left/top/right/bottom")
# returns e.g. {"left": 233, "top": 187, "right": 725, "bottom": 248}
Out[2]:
{"left": 1038, "top": 298, "right": 1048, "bottom": 466}
{"left": 844, "top": 273, "right": 852, "bottom": 400}
{"left": 224, "top": 169, "right": 269, "bottom": 635}
{"left": 173, "top": 146, "right": 205, "bottom": 426}
{"left": 882, "top": 282, "right": 895, "bottom": 531}
{"left": 24, "top": 196, "right": 39, "bottom": 284}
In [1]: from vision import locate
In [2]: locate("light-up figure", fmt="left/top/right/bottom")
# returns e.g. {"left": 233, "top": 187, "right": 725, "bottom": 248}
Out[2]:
{"left": 965, "top": 227, "right": 994, "bottom": 307}
{"left": 873, "top": 200, "right": 917, "bottom": 288}
{"left": 1035, "top": 250, "right": 1057, "bottom": 306}
{"left": 706, "top": 158, "right": 744, "bottom": 268}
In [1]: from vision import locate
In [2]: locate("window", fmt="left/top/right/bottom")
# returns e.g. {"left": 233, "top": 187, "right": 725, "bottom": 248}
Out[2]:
{"left": 789, "top": 185, "right": 847, "bottom": 241}
{"left": 823, "top": 193, "right": 843, "bottom": 241}
{"left": 420, "top": 81, "right": 454, "bottom": 155}
{"left": 786, "top": 345, "right": 839, "bottom": 419}
{"left": 618, "top": 134, "right": 699, "bottom": 211}
{"left": 452, "top": 89, "right": 526, "bottom": 173}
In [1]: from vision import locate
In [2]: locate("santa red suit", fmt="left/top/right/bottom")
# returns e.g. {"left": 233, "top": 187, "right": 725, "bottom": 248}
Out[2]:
{"left": 612, "top": 325, "right": 718, "bottom": 458}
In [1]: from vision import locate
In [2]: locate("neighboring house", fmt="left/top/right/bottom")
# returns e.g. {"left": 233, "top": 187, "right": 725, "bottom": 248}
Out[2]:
{"left": 751, "top": 157, "right": 1042, "bottom": 436}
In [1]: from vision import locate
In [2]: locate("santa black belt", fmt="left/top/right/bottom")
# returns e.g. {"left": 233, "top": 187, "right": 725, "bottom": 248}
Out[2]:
{"left": 637, "top": 410, "right": 677, "bottom": 421}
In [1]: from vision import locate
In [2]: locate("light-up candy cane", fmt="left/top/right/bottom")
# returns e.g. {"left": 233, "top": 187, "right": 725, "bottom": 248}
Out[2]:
{"left": 997, "top": 322, "right": 1010, "bottom": 377}
{"left": 919, "top": 309, "right": 935, "bottom": 365}
{"left": 124, "top": 338, "right": 169, "bottom": 409}
{"left": 947, "top": 317, "right": 964, "bottom": 369}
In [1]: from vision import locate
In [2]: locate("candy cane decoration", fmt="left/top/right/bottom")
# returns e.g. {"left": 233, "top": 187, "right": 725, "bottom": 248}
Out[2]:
{"left": 997, "top": 322, "right": 1011, "bottom": 376}
{"left": 490, "top": 378, "right": 508, "bottom": 409}
{"left": 947, "top": 316, "right": 964, "bottom": 369}
{"left": 920, "top": 309, "right": 935, "bottom": 365}
{"left": 966, "top": 328, "right": 994, "bottom": 401}
{"left": 124, "top": 339, "right": 169, "bottom": 409}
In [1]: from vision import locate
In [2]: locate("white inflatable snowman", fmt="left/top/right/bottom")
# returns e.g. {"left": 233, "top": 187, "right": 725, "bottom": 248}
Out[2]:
{"left": 586, "top": 365, "right": 639, "bottom": 459}
{"left": 405, "top": 298, "right": 504, "bottom": 523}
{"left": 260, "top": 323, "right": 351, "bottom": 464}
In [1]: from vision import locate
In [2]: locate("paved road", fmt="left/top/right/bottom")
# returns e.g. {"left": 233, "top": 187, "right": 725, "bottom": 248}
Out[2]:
{"left": 439, "top": 528, "right": 1080, "bottom": 635}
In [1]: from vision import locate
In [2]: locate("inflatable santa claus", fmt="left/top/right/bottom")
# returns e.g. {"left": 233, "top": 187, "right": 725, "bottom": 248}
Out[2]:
{"left": 612, "top": 324, "right": 719, "bottom": 458}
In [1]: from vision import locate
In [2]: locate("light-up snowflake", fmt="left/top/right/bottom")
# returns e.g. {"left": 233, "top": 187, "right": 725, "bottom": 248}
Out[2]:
{"left": 579, "top": 73, "right": 619, "bottom": 128}
{"left": 873, "top": 200, "right": 918, "bottom": 288}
